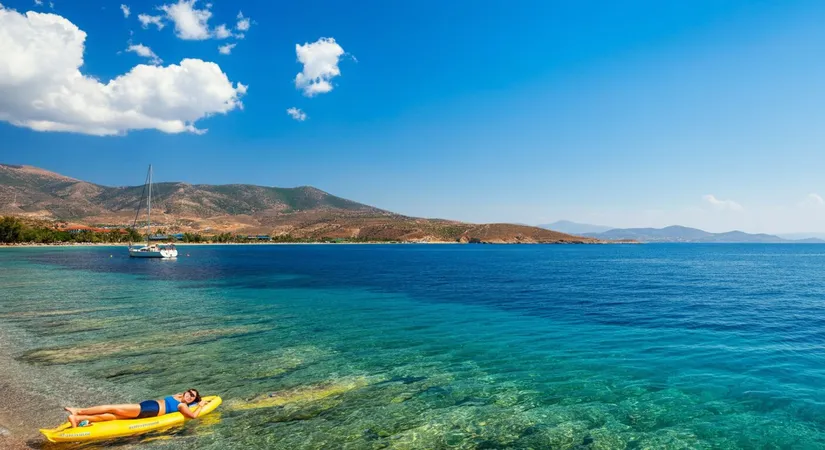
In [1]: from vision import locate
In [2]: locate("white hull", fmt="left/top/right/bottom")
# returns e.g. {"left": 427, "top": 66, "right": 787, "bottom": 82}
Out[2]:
{"left": 128, "top": 165, "right": 180, "bottom": 260}
{"left": 129, "top": 246, "right": 178, "bottom": 258}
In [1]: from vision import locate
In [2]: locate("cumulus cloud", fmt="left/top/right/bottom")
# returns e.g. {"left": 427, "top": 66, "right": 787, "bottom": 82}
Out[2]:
{"left": 142, "top": 1, "right": 238, "bottom": 40}
{"left": 286, "top": 107, "right": 307, "bottom": 121}
{"left": 799, "top": 193, "right": 825, "bottom": 208}
{"left": 703, "top": 194, "right": 743, "bottom": 212}
{"left": 213, "top": 23, "right": 231, "bottom": 39}
{"left": 120, "top": 4, "right": 130, "bottom": 18}
{"left": 0, "top": 5, "right": 246, "bottom": 136}
{"left": 235, "top": 11, "right": 249, "bottom": 32}
{"left": 126, "top": 43, "right": 161, "bottom": 65}
{"left": 138, "top": 13, "right": 164, "bottom": 29}
{"left": 294, "top": 37, "right": 345, "bottom": 97}
{"left": 217, "top": 43, "right": 235, "bottom": 55}
{"left": 159, "top": 0, "right": 211, "bottom": 40}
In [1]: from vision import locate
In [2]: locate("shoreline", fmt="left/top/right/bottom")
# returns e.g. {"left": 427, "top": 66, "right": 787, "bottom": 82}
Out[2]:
{"left": 0, "top": 241, "right": 464, "bottom": 248}
{"left": 0, "top": 240, "right": 624, "bottom": 248}
{"left": 0, "top": 317, "right": 147, "bottom": 448}
{"left": 0, "top": 323, "right": 94, "bottom": 447}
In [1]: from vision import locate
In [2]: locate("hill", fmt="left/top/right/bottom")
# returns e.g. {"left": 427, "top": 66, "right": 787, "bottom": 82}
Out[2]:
{"left": 0, "top": 163, "right": 383, "bottom": 219}
{"left": 583, "top": 226, "right": 712, "bottom": 242}
{"left": 538, "top": 220, "right": 614, "bottom": 235}
{"left": 778, "top": 232, "right": 825, "bottom": 241}
{"left": 584, "top": 225, "right": 825, "bottom": 243}
{"left": 0, "top": 164, "right": 599, "bottom": 244}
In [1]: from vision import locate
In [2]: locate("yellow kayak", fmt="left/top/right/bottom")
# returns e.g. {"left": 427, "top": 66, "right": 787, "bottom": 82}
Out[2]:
{"left": 40, "top": 395, "right": 222, "bottom": 443}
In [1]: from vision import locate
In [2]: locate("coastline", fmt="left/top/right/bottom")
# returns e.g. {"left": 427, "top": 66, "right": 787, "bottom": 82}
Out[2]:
{"left": 0, "top": 241, "right": 462, "bottom": 248}
{"left": 0, "top": 318, "right": 142, "bottom": 448}
{"left": 0, "top": 240, "right": 626, "bottom": 248}
{"left": 0, "top": 322, "right": 83, "bottom": 447}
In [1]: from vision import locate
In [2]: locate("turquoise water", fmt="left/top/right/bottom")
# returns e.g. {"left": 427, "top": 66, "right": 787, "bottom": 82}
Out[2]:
{"left": 2, "top": 244, "right": 825, "bottom": 448}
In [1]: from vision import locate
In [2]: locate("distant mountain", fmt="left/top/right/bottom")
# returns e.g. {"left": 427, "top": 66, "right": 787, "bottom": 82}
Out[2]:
{"left": 582, "top": 226, "right": 710, "bottom": 241}
{"left": 584, "top": 225, "right": 825, "bottom": 243}
{"left": 778, "top": 232, "right": 825, "bottom": 241}
{"left": 701, "top": 231, "right": 786, "bottom": 243}
{"left": 0, "top": 164, "right": 600, "bottom": 244}
{"left": 538, "top": 220, "right": 614, "bottom": 235}
{"left": 787, "top": 238, "right": 825, "bottom": 244}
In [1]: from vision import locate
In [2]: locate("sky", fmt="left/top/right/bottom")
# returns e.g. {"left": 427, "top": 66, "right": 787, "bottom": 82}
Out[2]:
{"left": 2, "top": 0, "right": 825, "bottom": 233}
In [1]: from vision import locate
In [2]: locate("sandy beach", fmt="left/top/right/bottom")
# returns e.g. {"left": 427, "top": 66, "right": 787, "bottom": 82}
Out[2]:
{"left": 0, "top": 324, "right": 70, "bottom": 448}
{"left": 0, "top": 435, "right": 29, "bottom": 450}
{"left": 0, "top": 321, "right": 134, "bottom": 448}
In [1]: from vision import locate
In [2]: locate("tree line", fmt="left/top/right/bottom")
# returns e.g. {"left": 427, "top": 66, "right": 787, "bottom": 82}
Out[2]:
{"left": 0, "top": 217, "right": 395, "bottom": 244}
{"left": 0, "top": 217, "right": 142, "bottom": 244}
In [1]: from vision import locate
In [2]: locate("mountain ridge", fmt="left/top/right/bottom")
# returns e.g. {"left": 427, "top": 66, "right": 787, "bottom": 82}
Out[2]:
{"left": 538, "top": 220, "right": 614, "bottom": 235}
{"left": 584, "top": 225, "right": 825, "bottom": 243}
{"left": 0, "top": 164, "right": 599, "bottom": 244}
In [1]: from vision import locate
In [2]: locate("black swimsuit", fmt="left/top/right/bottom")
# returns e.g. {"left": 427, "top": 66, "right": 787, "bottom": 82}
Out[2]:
{"left": 137, "top": 400, "right": 160, "bottom": 419}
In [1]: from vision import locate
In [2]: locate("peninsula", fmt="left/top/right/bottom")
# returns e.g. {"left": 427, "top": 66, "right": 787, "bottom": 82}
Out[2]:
{"left": 0, "top": 164, "right": 600, "bottom": 244}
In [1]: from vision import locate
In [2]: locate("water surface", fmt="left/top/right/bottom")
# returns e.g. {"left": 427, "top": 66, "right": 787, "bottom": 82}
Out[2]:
{"left": 1, "top": 244, "right": 825, "bottom": 449}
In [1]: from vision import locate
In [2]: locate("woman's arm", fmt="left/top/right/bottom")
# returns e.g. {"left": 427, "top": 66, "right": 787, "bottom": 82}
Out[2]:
{"left": 178, "top": 400, "right": 208, "bottom": 419}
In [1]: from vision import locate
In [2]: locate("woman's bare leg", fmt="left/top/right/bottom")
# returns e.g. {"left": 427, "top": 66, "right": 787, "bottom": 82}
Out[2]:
{"left": 69, "top": 413, "right": 119, "bottom": 427}
{"left": 67, "top": 404, "right": 140, "bottom": 417}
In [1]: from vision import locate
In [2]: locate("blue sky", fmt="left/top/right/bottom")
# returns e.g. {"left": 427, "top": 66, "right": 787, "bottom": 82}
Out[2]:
{"left": 2, "top": 0, "right": 825, "bottom": 233}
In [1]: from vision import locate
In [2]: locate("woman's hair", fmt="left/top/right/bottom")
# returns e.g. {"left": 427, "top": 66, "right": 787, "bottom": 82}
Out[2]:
{"left": 187, "top": 388, "right": 202, "bottom": 404}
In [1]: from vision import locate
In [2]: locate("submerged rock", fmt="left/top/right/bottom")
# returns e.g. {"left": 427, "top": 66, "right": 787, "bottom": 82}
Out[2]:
{"left": 228, "top": 375, "right": 385, "bottom": 411}
{"left": 18, "top": 325, "right": 264, "bottom": 365}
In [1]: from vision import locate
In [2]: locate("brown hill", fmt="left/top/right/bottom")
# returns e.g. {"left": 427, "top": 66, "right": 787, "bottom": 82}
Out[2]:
{"left": 0, "top": 164, "right": 599, "bottom": 244}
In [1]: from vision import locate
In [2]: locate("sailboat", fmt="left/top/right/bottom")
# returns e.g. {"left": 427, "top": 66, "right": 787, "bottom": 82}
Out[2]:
{"left": 128, "top": 165, "right": 178, "bottom": 258}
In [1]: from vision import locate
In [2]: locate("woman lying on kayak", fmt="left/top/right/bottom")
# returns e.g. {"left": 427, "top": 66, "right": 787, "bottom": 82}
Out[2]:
{"left": 63, "top": 389, "right": 206, "bottom": 428}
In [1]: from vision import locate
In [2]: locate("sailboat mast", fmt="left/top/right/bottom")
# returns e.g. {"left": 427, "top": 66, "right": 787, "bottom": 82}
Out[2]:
{"left": 147, "top": 165, "right": 152, "bottom": 244}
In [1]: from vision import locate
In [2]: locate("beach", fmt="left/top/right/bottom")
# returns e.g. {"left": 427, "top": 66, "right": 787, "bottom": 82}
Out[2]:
{"left": 0, "top": 308, "right": 141, "bottom": 448}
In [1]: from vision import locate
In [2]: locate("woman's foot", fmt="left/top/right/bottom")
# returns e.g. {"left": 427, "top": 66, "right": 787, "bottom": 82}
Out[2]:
{"left": 64, "top": 407, "right": 79, "bottom": 415}
{"left": 68, "top": 415, "right": 79, "bottom": 428}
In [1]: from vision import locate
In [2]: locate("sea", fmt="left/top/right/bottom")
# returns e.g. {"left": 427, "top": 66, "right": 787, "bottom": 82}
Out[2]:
{"left": 1, "top": 244, "right": 825, "bottom": 449}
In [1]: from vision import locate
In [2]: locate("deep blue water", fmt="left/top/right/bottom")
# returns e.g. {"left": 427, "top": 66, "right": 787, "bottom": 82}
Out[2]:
{"left": 2, "top": 244, "right": 825, "bottom": 449}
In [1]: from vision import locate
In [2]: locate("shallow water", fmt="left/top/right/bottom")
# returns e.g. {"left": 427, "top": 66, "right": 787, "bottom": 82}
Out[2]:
{"left": 2, "top": 244, "right": 825, "bottom": 449}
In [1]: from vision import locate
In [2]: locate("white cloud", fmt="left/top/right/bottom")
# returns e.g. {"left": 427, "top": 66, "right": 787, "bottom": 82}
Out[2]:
{"left": 294, "top": 38, "right": 345, "bottom": 97}
{"left": 799, "top": 193, "right": 825, "bottom": 208}
{"left": 145, "top": 1, "right": 238, "bottom": 40}
{"left": 138, "top": 13, "right": 164, "bottom": 29}
{"left": 159, "top": 0, "right": 211, "bottom": 40}
{"left": 126, "top": 43, "right": 161, "bottom": 65}
{"left": 235, "top": 10, "right": 249, "bottom": 32}
{"left": 120, "top": 4, "right": 130, "bottom": 18}
{"left": 34, "top": 0, "right": 42, "bottom": 5}
{"left": 213, "top": 23, "right": 231, "bottom": 39}
{"left": 286, "top": 107, "right": 306, "bottom": 121}
{"left": 703, "top": 194, "right": 744, "bottom": 212}
{"left": 0, "top": 5, "right": 246, "bottom": 136}
{"left": 217, "top": 43, "right": 235, "bottom": 55}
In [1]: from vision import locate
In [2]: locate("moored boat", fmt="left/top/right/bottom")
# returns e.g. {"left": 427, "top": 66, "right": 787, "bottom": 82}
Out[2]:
{"left": 128, "top": 165, "right": 178, "bottom": 258}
